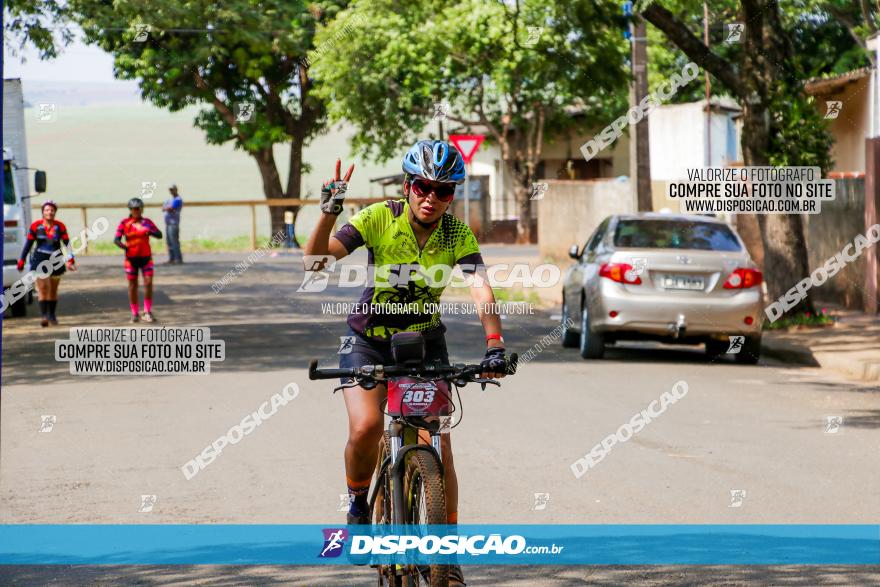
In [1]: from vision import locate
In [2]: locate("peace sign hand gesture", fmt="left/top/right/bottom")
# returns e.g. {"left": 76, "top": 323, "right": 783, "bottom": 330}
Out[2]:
{"left": 319, "top": 159, "right": 355, "bottom": 216}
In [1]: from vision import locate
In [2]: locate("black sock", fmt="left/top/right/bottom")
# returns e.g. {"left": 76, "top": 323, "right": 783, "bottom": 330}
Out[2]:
{"left": 38, "top": 300, "right": 48, "bottom": 316}
{"left": 350, "top": 493, "right": 369, "bottom": 516}
{"left": 348, "top": 484, "right": 370, "bottom": 517}
{"left": 48, "top": 300, "right": 57, "bottom": 317}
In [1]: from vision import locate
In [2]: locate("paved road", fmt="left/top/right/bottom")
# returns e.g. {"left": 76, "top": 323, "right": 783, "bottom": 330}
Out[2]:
{"left": 2, "top": 250, "right": 878, "bottom": 585}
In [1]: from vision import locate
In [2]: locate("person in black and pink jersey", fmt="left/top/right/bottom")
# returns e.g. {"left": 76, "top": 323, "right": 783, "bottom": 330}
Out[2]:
{"left": 17, "top": 200, "right": 77, "bottom": 327}
{"left": 114, "top": 197, "right": 163, "bottom": 323}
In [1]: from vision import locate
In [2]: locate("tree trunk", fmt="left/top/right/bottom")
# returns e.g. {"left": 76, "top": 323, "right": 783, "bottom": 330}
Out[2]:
{"left": 514, "top": 183, "right": 532, "bottom": 244}
{"left": 631, "top": 16, "right": 653, "bottom": 211}
{"left": 739, "top": 3, "right": 814, "bottom": 313}
{"left": 284, "top": 136, "right": 305, "bottom": 247}
{"left": 253, "top": 147, "right": 285, "bottom": 247}
{"left": 740, "top": 100, "right": 813, "bottom": 310}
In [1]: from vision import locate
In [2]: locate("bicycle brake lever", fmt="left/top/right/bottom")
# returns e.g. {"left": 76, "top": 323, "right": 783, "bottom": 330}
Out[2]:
{"left": 474, "top": 378, "right": 501, "bottom": 389}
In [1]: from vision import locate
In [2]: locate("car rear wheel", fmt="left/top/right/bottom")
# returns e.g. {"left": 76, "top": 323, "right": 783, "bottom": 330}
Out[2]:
{"left": 579, "top": 305, "right": 604, "bottom": 359}
{"left": 561, "top": 296, "right": 579, "bottom": 348}
{"left": 705, "top": 339, "right": 727, "bottom": 358}
{"left": 735, "top": 335, "right": 761, "bottom": 365}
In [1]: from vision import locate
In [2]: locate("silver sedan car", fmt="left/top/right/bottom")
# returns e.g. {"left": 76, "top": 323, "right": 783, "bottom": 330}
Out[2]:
{"left": 561, "top": 213, "right": 764, "bottom": 363}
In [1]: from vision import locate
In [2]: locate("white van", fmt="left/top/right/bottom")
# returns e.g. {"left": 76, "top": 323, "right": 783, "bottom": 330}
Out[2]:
{"left": 3, "top": 79, "right": 47, "bottom": 317}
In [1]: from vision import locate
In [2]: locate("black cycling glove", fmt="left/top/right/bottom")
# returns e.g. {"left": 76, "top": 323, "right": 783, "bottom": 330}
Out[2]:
{"left": 480, "top": 346, "right": 507, "bottom": 376}
{"left": 319, "top": 180, "right": 347, "bottom": 215}
{"left": 320, "top": 159, "right": 355, "bottom": 215}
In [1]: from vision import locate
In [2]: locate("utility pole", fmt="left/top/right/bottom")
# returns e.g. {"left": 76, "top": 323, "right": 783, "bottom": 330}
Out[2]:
{"left": 630, "top": 10, "right": 653, "bottom": 211}
{"left": 865, "top": 35, "right": 880, "bottom": 314}
{"left": 704, "top": 2, "right": 712, "bottom": 166}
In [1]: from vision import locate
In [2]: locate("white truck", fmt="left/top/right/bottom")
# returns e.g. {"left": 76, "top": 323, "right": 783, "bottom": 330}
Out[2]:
{"left": 3, "top": 78, "right": 47, "bottom": 317}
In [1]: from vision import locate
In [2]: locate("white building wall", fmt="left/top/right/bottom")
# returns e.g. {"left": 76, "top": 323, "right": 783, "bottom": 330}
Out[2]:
{"left": 649, "top": 100, "right": 742, "bottom": 181}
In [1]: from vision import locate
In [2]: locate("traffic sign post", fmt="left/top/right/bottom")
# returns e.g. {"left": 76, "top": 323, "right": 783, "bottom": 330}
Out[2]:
{"left": 448, "top": 134, "right": 484, "bottom": 229}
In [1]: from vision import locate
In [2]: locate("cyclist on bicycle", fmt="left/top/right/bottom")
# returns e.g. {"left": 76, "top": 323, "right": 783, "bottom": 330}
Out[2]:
{"left": 305, "top": 140, "right": 509, "bottom": 585}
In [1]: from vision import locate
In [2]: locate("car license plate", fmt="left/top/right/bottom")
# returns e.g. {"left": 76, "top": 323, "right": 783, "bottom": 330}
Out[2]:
{"left": 662, "top": 275, "right": 704, "bottom": 290}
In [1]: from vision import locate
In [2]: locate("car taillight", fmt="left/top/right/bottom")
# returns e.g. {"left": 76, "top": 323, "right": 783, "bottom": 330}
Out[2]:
{"left": 599, "top": 263, "right": 642, "bottom": 285}
{"left": 724, "top": 268, "right": 763, "bottom": 289}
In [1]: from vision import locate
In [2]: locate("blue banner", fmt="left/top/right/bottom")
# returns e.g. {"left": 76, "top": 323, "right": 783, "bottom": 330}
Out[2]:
{"left": 1, "top": 524, "right": 877, "bottom": 565}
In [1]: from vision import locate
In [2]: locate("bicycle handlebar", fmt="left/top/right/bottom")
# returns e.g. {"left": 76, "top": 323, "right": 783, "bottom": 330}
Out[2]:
{"left": 308, "top": 353, "right": 518, "bottom": 383}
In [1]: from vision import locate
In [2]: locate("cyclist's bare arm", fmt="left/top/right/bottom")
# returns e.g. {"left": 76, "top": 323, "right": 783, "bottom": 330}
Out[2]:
{"left": 303, "top": 215, "right": 349, "bottom": 265}
{"left": 468, "top": 269, "right": 505, "bottom": 352}
{"left": 303, "top": 159, "right": 355, "bottom": 269}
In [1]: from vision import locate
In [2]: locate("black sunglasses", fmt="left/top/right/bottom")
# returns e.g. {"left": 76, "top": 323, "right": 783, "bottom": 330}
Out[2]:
{"left": 409, "top": 178, "right": 456, "bottom": 202}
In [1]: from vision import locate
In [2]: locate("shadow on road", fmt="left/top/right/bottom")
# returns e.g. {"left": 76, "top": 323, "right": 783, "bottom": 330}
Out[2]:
{"left": 0, "top": 564, "right": 878, "bottom": 586}
{"left": 3, "top": 255, "right": 814, "bottom": 385}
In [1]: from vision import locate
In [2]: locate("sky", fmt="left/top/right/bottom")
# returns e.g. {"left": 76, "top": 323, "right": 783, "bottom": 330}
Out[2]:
{"left": 4, "top": 28, "right": 127, "bottom": 84}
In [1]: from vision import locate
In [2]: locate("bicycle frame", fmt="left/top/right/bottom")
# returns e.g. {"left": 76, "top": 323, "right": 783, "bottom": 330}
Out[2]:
{"left": 370, "top": 376, "right": 450, "bottom": 526}
{"left": 307, "top": 351, "right": 517, "bottom": 584}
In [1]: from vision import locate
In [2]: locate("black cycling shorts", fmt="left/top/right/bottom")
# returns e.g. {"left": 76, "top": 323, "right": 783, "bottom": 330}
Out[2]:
{"left": 338, "top": 328, "right": 450, "bottom": 384}
{"left": 30, "top": 251, "right": 66, "bottom": 277}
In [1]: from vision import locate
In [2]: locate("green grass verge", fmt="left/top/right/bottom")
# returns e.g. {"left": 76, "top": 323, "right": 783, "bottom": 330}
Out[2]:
{"left": 83, "top": 234, "right": 292, "bottom": 255}
{"left": 492, "top": 287, "right": 541, "bottom": 305}
{"left": 764, "top": 308, "right": 836, "bottom": 330}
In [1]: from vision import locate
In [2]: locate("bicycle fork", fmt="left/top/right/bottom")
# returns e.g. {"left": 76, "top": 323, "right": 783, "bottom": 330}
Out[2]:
{"left": 386, "top": 420, "right": 443, "bottom": 526}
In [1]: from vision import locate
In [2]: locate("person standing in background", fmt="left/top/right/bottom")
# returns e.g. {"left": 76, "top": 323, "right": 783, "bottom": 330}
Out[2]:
{"left": 17, "top": 200, "right": 77, "bottom": 326}
{"left": 115, "top": 198, "right": 163, "bottom": 323}
{"left": 162, "top": 184, "right": 183, "bottom": 264}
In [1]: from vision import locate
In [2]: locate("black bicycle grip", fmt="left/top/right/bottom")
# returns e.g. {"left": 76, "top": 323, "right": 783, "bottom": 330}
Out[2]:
{"left": 309, "top": 360, "right": 356, "bottom": 380}
{"left": 507, "top": 353, "right": 518, "bottom": 375}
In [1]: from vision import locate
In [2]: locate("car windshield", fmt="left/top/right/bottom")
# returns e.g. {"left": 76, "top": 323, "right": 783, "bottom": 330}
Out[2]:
{"left": 613, "top": 219, "right": 742, "bottom": 251}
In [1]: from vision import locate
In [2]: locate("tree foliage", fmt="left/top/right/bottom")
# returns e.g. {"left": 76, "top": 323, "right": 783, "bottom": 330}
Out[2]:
{"left": 310, "top": 0, "right": 630, "bottom": 241}
{"left": 4, "top": 0, "right": 72, "bottom": 59}
{"left": 68, "top": 0, "right": 349, "bottom": 235}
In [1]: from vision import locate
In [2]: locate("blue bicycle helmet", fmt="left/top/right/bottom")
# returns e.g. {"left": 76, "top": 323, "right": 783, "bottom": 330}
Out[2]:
{"left": 402, "top": 140, "right": 466, "bottom": 184}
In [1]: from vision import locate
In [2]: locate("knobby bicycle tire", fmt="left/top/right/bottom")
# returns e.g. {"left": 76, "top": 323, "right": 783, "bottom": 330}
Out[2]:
{"left": 402, "top": 450, "right": 449, "bottom": 587}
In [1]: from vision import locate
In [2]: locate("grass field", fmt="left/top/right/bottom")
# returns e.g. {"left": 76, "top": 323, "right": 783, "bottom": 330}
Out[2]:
{"left": 23, "top": 99, "right": 401, "bottom": 244}
{"left": 85, "top": 233, "right": 293, "bottom": 255}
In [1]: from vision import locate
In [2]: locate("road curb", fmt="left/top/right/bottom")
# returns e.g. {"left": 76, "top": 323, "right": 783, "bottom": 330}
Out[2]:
{"left": 761, "top": 337, "right": 820, "bottom": 367}
{"left": 762, "top": 335, "right": 880, "bottom": 383}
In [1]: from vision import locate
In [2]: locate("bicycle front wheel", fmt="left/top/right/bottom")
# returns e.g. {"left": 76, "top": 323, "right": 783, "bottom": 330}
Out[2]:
{"left": 403, "top": 450, "right": 448, "bottom": 587}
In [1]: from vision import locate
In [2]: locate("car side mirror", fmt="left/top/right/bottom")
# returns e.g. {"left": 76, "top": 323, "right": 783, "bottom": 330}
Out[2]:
{"left": 568, "top": 244, "right": 580, "bottom": 259}
{"left": 34, "top": 170, "right": 47, "bottom": 193}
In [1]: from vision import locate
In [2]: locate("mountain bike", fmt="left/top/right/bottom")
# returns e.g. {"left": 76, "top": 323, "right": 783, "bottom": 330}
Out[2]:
{"left": 309, "top": 332, "right": 518, "bottom": 586}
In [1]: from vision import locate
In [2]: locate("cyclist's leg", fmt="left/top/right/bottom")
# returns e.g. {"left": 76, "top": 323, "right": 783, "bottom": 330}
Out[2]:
{"left": 47, "top": 276, "right": 61, "bottom": 323}
{"left": 339, "top": 331, "right": 390, "bottom": 520}
{"left": 342, "top": 382, "right": 386, "bottom": 487}
{"left": 441, "top": 433, "right": 458, "bottom": 523}
{"left": 34, "top": 276, "right": 50, "bottom": 323}
{"left": 142, "top": 258, "right": 155, "bottom": 315}
{"left": 125, "top": 258, "right": 139, "bottom": 316}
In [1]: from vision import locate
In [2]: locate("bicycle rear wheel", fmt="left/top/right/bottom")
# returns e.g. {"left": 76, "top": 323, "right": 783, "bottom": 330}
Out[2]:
{"left": 402, "top": 450, "right": 448, "bottom": 587}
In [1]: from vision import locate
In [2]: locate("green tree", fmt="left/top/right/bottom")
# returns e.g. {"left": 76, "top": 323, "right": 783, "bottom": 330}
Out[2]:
{"left": 4, "top": 0, "right": 72, "bottom": 59}
{"left": 68, "top": 0, "right": 350, "bottom": 238}
{"left": 310, "top": 0, "right": 629, "bottom": 243}
{"left": 640, "top": 0, "right": 850, "bottom": 314}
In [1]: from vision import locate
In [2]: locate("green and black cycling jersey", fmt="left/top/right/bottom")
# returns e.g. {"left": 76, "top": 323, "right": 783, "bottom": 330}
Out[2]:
{"left": 333, "top": 199, "right": 484, "bottom": 341}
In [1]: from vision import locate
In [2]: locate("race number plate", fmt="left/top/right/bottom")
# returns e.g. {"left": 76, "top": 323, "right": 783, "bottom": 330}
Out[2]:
{"left": 387, "top": 378, "right": 450, "bottom": 417}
